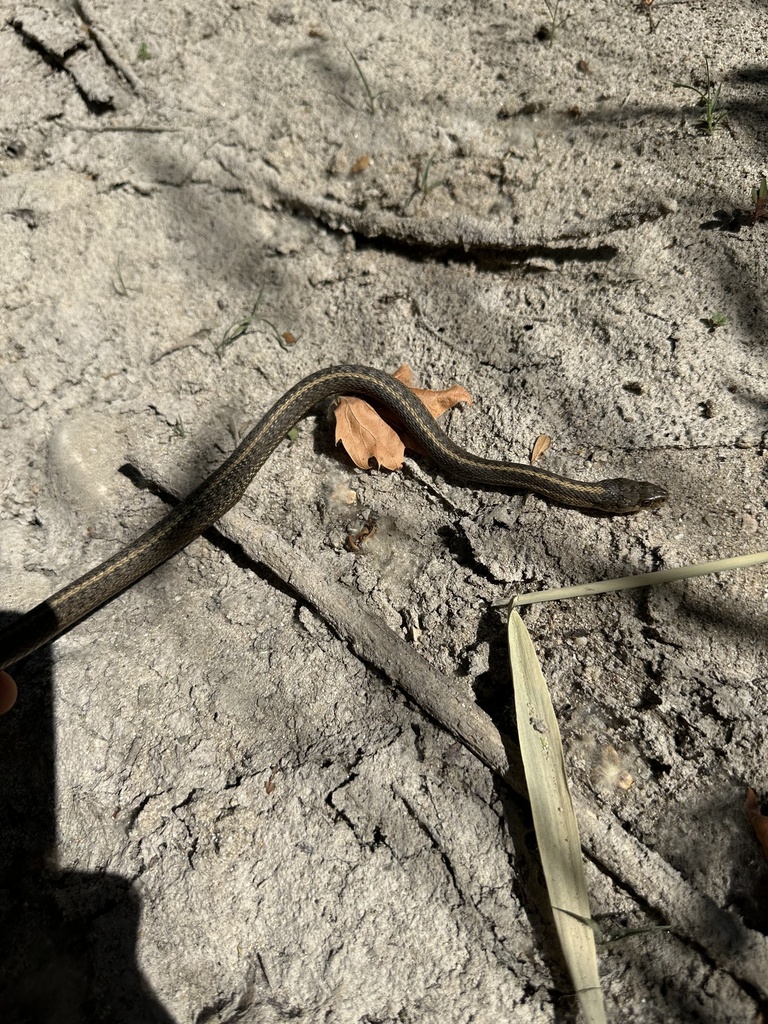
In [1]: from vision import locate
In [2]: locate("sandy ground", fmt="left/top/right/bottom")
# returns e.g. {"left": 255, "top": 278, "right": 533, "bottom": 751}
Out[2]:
{"left": 1, "top": 2, "right": 767, "bottom": 1022}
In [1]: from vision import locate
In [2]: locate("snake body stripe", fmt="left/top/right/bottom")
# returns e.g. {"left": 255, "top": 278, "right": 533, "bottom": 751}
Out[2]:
{"left": 0, "top": 365, "right": 667, "bottom": 669}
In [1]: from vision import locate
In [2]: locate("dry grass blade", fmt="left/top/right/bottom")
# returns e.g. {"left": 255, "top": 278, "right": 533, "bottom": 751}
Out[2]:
{"left": 507, "top": 609, "right": 606, "bottom": 1024}
{"left": 503, "top": 546, "right": 768, "bottom": 1021}
{"left": 511, "top": 550, "right": 768, "bottom": 608}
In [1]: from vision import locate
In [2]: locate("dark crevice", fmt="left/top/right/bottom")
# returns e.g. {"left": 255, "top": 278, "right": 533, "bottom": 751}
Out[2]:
{"left": 352, "top": 230, "right": 619, "bottom": 270}
{"left": 11, "top": 20, "right": 115, "bottom": 115}
{"left": 122, "top": 792, "right": 155, "bottom": 834}
{"left": 273, "top": 192, "right": 618, "bottom": 269}
{"left": 398, "top": 793, "right": 464, "bottom": 902}
{"left": 436, "top": 521, "right": 506, "bottom": 586}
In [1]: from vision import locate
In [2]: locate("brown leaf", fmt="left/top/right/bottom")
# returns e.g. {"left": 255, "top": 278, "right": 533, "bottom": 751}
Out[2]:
{"left": 335, "top": 396, "right": 406, "bottom": 470}
{"left": 531, "top": 434, "right": 552, "bottom": 464}
{"left": 334, "top": 366, "right": 471, "bottom": 471}
{"left": 746, "top": 787, "right": 768, "bottom": 859}
{"left": 393, "top": 364, "right": 472, "bottom": 421}
{"left": 408, "top": 382, "right": 472, "bottom": 419}
{"left": 350, "top": 154, "right": 371, "bottom": 174}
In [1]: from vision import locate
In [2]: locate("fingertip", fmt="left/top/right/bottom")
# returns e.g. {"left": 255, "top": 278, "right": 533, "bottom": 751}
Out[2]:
{"left": 0, "top": 670, "right": 18, "bottom": 714}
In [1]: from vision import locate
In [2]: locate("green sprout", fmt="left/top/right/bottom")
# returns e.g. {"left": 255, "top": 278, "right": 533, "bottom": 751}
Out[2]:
{"left": 708, "top": 311, "right": 728, "bottom": 329}
{"left": 419, "top": 153, "right": 448, "bottom": 199}
{"left": 258, "top": 316, "right": 297, "bottom": 351}
{"left": 217, "top": 291, "right": 266, "bottom": 358}
{"left": 216, "top": 290, "right": 298, "bottom": 358}
{"left": 111, "top": 256, "right": 137, "bottom": 297}
{"left": 345, "top": 45, "right": 386, "bottom": 115}
{"left": 538, "top": 0, "right": 571, "bottom": 45}
{"left": 403, "top": 152, "right": 449, "bottom": 210}
{"left": 674, "top": 57, "right": 727, "bottom": 136}
{"left": 751, "top": 175, "right": 768, "bottom": 224}
{"left": 112, "top": 260, "right": 128, "bottom": 297}
{"left": 137, "top": 42, "right": 150, "bottom": 61}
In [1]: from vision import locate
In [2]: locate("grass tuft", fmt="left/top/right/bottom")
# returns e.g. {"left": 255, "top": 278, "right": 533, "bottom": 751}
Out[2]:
{"left": 537, "top": 1, "right": 571, "bottom": 45}
{"left": 674, "top": 57, "right": 727, "bottom": 136}
{"left": 345, "top": 45, "right": 386, "bottom": 115}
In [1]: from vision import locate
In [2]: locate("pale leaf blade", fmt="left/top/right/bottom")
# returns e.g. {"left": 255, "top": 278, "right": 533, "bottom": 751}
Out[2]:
{"left": 508, "top": 609, "right": 606, "bottom": 1024}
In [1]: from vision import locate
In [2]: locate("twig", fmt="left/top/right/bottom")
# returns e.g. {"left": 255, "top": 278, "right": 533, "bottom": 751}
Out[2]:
{"left": 72, "top": 0, "right": 144, "bottom": 93}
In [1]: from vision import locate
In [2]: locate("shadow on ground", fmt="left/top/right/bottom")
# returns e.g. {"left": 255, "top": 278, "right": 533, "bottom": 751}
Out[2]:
{"left": 0, "top": 613, "right": 174, "bottom": 1024}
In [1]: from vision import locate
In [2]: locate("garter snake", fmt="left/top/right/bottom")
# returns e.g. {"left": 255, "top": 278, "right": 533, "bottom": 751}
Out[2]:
{"left": 0, "top": 364, "right": 666, "bottom": 669}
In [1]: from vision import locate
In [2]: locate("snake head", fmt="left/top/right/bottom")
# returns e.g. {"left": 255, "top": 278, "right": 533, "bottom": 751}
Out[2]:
{"left": 601, "top": 479, "right": 669, "bottom": 514}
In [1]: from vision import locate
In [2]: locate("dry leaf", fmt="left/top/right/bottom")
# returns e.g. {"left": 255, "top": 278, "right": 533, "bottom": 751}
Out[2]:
{"left": 408, "top": 381, "right": 472, "bottom": 419}
{"left": 335, "top": 397, "right": 407, "bottom": 470}
{"left": 746, "top": 787, "right": 768, "bottom": 859}
{"left": 350, "top": 154, "right": 371, "bottom": 174}
{"left": 531, "top": 434, "right": 552, "bottom": 464}
{"left": 334, "top": 366, "right": 471, "bottom": 471}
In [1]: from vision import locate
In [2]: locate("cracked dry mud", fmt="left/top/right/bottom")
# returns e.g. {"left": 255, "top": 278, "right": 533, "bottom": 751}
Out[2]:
{"left": 1, "top": 3, "right": 767, "bottom": 1023}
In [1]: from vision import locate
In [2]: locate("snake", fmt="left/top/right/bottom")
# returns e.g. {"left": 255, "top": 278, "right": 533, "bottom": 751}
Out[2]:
{"left": 0, "top": 365, "right": 667, "bottom": 669}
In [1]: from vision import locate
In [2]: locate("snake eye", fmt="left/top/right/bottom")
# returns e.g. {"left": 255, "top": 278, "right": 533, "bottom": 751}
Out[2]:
{"left": 635, "top": 482, "right": 668, "bottom": 509}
